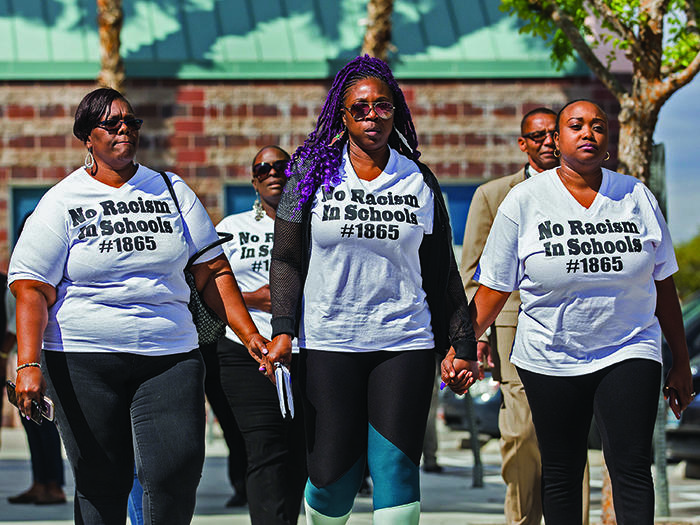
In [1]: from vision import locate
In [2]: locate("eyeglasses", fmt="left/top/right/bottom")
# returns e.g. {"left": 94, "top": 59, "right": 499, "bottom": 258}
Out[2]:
{"left": 343, "top": 101, "right": 395, "bottom": 121}
{"left": 253, "top": 160, "right": 289, "bottom": 181}
{"left": 95, "top": 117, "right": 144, "bottom": 133}
{"left": 522, "top": 129, "right": 555, "bottom": 142}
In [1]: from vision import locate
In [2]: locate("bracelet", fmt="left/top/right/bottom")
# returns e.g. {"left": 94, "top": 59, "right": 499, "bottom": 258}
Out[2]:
{"left": 16, "top": 362, "right": 41, "bottom": 372}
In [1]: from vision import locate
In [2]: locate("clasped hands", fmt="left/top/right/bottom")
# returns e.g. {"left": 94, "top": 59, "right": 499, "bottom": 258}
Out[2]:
{"left": 246, "top": 333, "right": 292, "bottom": 385}
{"left": 440, "top": 346, "right": 482, "bottom": 395}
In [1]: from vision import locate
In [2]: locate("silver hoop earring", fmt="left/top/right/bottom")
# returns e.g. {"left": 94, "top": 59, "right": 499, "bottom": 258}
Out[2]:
{"left": 393, "top": 126, "right": 413, "bottom": 154}
{"left": 84, "top": 149, "right": 94, "bottom": 169}
{"left": 253, "top": 192, "right": 265, "bottom": 221}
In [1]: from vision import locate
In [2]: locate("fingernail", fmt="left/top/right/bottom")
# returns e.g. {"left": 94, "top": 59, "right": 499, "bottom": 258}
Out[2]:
{"left": 262, "top": 349, "right": 268, "bottom": 355}
{"left": 259, "top": 366, "right": 265, "bottom": 372}
{"left": 440, "top": 381, "right": 446, "bottom": 391}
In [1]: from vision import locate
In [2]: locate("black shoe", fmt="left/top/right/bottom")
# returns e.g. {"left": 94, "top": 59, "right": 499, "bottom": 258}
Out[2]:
{"left": 225, "top": 493, "right": 247, "bottom": 507}
{"left": 422, "top": 464, "right": 444, "bottom": 473}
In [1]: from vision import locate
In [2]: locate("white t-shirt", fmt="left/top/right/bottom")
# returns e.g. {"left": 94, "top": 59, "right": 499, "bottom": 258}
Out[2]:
{"left": 300, "top": 146, "right": 435, "bottom": 352}
{"left": 216, "top": 211, "right": 274, "bottom": 343}
{"left": 8, "top": 165, "right": 222, "bottom": 355}
{"left": 476, "top": 168, "right": 678, "bottom": 376}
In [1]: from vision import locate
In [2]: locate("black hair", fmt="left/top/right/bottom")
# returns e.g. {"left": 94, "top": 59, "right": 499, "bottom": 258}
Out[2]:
{"left": 555, "top": 99, "right": 607, "bottom": 133}
{"left": 520, "top": 107, "right": 556, "bottom": 134}
{"left": 251, "top": 145, "right": 291, "bottom": 169}
{"left": 73, "top": 88, "right": 130, "bottom": 143}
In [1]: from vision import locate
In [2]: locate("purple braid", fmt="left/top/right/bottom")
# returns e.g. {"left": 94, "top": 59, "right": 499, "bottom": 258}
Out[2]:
{"left": 288, "top": 55, "right": 421, "bottom": 206}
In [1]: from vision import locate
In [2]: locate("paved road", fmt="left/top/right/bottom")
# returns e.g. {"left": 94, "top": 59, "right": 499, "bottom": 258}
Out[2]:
{"left": 1, "top": 422, "right": 700, "bottom": 524}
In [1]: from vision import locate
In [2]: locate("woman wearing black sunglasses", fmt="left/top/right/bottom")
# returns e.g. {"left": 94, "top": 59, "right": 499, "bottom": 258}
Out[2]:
{"left": 211, "top": 145, "right": 307, "bottom": 524}
{"left": 265, "top": 55, "right": 478, "bottom": 524}
{"left": 8, "top": 87, "right": 267, "bottom": 524}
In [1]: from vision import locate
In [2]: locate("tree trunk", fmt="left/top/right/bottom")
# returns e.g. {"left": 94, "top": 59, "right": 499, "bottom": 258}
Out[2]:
{"left": 96, "top": 0, "right": 125, "bottom": 93}
{"left": 361, "top": 0, "right": 394, "bottom": 61}
{"left": 616, "top": 71, "right": 668, "bottom": 185}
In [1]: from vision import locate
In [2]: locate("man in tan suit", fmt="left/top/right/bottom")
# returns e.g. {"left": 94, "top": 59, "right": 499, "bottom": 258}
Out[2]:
{"left": 461, "top": 108, "right": 558, "bottom": 525}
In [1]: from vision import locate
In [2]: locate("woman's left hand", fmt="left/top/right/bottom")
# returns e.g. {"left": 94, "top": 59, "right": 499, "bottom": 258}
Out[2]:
{"left": 440, "top": 347, "right": 479, "bottom": 395}
{"left": 664, "top": 362, "right": 695, "bottom": 419}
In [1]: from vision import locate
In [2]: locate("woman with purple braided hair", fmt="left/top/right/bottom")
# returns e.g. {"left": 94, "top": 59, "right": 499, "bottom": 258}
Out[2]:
{"left": 264, "top": 55, "right": 479, "bottom": 524}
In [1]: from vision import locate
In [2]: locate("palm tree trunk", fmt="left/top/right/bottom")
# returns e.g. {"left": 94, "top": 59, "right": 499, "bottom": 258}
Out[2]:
{"left": 96, "top": 0, "right": 125, "bottom": 93}
{"left": 361, "top": 0, "right": 394, "bottom": 61}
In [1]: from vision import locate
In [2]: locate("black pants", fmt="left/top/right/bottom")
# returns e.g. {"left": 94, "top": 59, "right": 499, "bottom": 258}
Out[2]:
{"left": 518, "top": 358, "right": 661, "bottom": 525}
{"left": 200, "top": 342, "right": 247, "bottom": 498}
{"left": 217, "top": 338, "right": 307, "bottom": 525}
{"left": 21, "top": 416, "right": 65, "bottom": 486}
{"left": 43, "top": 349, "right": 206, "bottom": 525}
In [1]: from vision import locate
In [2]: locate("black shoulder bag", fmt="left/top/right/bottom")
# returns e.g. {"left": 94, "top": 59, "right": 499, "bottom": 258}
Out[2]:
{"left": 160, "top": 172, "right": 233, "bottom": 345}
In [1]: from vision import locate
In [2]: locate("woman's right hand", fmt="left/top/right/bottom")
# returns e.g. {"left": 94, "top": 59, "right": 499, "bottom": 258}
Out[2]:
{"left": 15, "top": 366, "right": 46, "bottom": 420}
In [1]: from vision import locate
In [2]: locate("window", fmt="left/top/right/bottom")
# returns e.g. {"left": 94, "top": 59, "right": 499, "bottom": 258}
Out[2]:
{"left": 10, "top": 187, "right": 50, "bottom": 245}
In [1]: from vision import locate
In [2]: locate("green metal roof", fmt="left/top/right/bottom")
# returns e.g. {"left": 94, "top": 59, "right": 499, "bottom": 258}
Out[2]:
{"left": 0, "top": 0, "right": 588, "bottom": 80}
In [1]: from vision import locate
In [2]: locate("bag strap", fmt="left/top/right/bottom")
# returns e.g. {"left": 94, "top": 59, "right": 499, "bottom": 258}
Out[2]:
{"left": 159, "top": 171, "right": 234, "bottom": 269}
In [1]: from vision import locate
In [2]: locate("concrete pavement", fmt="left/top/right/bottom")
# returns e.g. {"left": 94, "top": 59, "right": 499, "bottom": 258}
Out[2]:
{"left": 2, "top": 421, "right": 700, "bottom": 524}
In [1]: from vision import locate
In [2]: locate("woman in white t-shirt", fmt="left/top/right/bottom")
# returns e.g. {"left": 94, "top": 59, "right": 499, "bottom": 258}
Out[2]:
{"left": 214, "top": 145, "right": 307, "bottom": 524}
{"left": 443, "top": 99, "right": 693, "bottom": 524}
{"left": 8, "top": 88, "right": 267, "bottom": 525}
{"left": 266, "top": 55, "right": 479, "bottom": 524}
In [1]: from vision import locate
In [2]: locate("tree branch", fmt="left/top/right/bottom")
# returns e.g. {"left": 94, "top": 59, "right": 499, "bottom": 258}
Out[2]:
{"left": 589, "top": 0, "right": 643, "bottom": 58}
{"left": 685, "top": 0, "right": 699, "bottom": 35}
{"left": 660, "top": 48, "right": 700, "bottom": 99}
{"left": 548, "top": 3, "right": 626, "bottom": 99}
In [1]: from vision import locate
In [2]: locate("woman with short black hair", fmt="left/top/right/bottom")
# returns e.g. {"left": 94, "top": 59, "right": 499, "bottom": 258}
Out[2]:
{"left": 9, "top": 87, "right": 266, "bottom": 524}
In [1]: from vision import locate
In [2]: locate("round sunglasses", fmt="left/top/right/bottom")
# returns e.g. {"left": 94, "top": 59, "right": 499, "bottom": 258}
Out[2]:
{"left": 343, "top": 101, "right": 395, "bottom": 121}
{"left": 253, "top": 160, "right": 289, "bottom": 181}
{"left": 96, "top": 117, "right": 144, "bottom": 133}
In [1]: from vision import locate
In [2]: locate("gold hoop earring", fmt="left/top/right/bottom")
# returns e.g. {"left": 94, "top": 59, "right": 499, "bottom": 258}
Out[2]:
{"left": 604, "top": 151, "right": 610, "bottom": 161}
{"left": 553, "top": 149, "right": 560, "bottom": 158}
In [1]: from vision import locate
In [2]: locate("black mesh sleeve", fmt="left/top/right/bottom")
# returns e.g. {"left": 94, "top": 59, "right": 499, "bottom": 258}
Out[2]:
{"left": 446, "top": 245, "right": 478, "bottom": 361}
{"left": 270, "top": 162, "right": 309, "bottom": 338}
{"left": 418, "top": 162, "right": 477, "bottom": 361}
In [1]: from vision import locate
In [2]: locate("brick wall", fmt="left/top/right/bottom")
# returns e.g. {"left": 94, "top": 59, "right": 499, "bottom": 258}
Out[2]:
{"left": 0, "top": 76, "right": 620, "bottom": 268}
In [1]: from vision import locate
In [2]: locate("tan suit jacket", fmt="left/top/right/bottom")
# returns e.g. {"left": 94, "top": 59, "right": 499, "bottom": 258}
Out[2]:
{"left": 460, "top": 167, "right": 526, "bottom": 381}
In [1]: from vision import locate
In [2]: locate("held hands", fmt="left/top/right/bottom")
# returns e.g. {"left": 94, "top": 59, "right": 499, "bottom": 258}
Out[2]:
{"left": 243, "top": 332, "right": 270, "bottom": 365}
{"left": 257, "top": 334, "right": 292, "bottom": 385}
{"left": 440, "top": 347, "right": 480, "bottom": 395}
{"left": 664, "top": 362, "right": 695, "bottom": 420}
{"left": 15, "top": 366, "right": 46, "bottom": 420}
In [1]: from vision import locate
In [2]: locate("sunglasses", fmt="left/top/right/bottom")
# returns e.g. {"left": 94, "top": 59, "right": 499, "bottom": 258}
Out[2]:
{"left": 253, "top": 160, "right": 289, "bottom": 181}
{"left": 343, "top": 101, "right": 395, "bottom": 121}
{"left": 95, "top": 117, "right": 144, "bottom": 133}
{"left": 522, "top": 129, "right": 555, "bottom": 142}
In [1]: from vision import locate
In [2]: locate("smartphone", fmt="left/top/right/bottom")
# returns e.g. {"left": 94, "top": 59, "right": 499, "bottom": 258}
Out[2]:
{"left": 5, "top": 380, "right": 55, "bottom": 423}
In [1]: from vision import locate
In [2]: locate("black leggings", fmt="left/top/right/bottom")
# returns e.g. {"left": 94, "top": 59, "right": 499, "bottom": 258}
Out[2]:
{"left": 302, "top": 348, "right": 435, "bottom": 515}
{"left": 518, "top": 358, "right": 661, "bottom": 525}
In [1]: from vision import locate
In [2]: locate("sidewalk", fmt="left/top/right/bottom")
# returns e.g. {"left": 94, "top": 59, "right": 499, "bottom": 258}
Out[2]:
{"left": 2, "top": 422, "right": 700, "bottom": 524}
